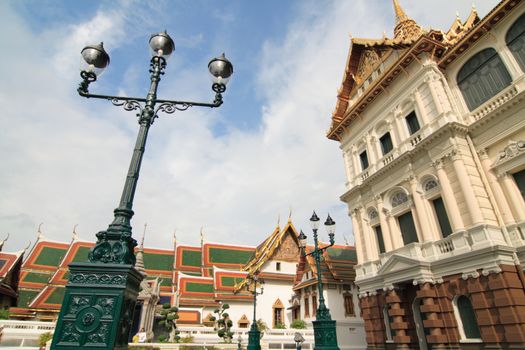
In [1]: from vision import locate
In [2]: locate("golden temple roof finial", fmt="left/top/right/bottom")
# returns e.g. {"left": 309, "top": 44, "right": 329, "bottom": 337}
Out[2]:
{"left": 72, "top": 224, "right": 78, "bottom": 242}
{"left": 288, "top": 206, "right": 293, "bottom": 223}
{"left": 200, "top": 227, "right": 204, "bottom": 246}
{"left": 392, "top": 0, "right": 423, "bottom": 41}
{"left": 37, "top": 223, "right": 44, "bottom": 240}
{"left": 141, "top": 223, "right": 147, "bottom": 249}
{"left": 393, "top": 0, "right": 408, "bottom": 24}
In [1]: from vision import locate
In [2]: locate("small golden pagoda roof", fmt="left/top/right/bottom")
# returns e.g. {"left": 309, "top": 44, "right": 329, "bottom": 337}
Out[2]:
{"left": 393, "top": 0, "right": 424, "bottom": 41}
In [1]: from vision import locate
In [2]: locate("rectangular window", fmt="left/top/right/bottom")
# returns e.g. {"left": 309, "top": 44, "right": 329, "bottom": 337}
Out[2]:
{"left": 405, "top": 111, "right": 420, "bottom": 135}
{"left": 513, "top": 169, "right": 525, "bottom": 201}
{"left": 344, "top": 294, "right": 355, "bottom": 316}
{"left": 304, "top": 297, "right": 309, "bottom": 318}
{"left": 432, "top": 197, "right": 453, "bottom": 238}
{"left": 398, "top": 211, "right": 419, "bottom": 244}
{"left": 312, "top": 295, "right": 317, "bottom": 317}
{"left": 374, "top": 226, "right": 386, "bottom": 254}
{"left": 359, "top": 151, "right": 369, "bottom": 170}
{"left": 379, "top": 132, "right": 393, "bottom": 155}
{"left": 276, "top": 262, "right": 281, "bottom": 271}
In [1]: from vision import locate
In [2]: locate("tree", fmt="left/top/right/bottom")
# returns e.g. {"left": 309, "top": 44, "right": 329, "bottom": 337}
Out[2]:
{"left": 157, "top": 303, "right": 180, "bottom": 342}
{"left": 211, "top": 302, "right": 233, "bottom": 343}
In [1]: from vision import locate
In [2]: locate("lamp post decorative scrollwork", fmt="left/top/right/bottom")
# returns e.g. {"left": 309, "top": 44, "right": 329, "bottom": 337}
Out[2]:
{"left": 298, "top": 212, "right": 340, "bottom": 350}
{"left": 51, "top": 31, "right": 233, "bottom": 350}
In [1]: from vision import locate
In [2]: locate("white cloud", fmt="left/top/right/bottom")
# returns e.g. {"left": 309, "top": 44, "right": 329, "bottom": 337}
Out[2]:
{"left": 0, "top": 0, "right": 501, "bottom": 251}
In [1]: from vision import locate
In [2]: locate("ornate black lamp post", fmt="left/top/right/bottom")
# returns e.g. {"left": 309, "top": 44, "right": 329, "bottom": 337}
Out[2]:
{"left": 298, "top": 212, "right": 340, "bottom": 350}
{"left": 246, "top": 273, "right": 264, "bottom": 350}
{"left": 51, "top": 31, "right": 233, "bottom": 350}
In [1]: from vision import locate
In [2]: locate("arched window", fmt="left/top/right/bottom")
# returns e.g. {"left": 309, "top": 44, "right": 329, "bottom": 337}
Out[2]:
{"left": 423, "top": 179, "right": 438, "bottom": 192}
{"left": 457, "top": 48, "right": 512, "bottom": 111}
{"left": 391, "top": 192, "right": 408, "bottom": 208}
{"left": 506, "top": 13, "right": 525, "bottom": 71}
{"left": 454, "top": 295, "right": 482, "bottom": 340}
{"left": 383, "top": 305, "right": 394, "bottom": 341}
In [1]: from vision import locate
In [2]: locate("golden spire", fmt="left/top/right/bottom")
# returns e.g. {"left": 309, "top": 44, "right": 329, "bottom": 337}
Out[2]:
{"left": 392, "top": 0, "right": 423, "bottom": 41}
{"left": 393, "top": 0, "right": 408, "bottom": 24}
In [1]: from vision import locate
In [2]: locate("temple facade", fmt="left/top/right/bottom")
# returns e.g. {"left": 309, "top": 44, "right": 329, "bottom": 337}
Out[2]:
{"left": 8, "top": 220, "right": 365, "bottom": 348}
{"left": 328, "top": 0, "right": 525, "bottom": 349}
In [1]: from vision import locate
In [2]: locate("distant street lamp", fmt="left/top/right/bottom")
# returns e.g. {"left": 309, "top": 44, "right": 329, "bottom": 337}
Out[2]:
{"left": 51, "top": 31, "right": 233, "bottom": 350}
{"left": 246, "top": 273, "right": 265, "bottom": 350}
{"left": 294, "top": 332, "right": 305, "bottom": 350}
{"left": 298, "top": 212, "right": 340, "bottom": 350}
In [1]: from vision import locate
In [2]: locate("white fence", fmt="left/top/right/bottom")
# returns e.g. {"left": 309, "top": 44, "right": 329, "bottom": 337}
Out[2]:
{"left": 0, "top": 320, "right": 314, "bottom": 350}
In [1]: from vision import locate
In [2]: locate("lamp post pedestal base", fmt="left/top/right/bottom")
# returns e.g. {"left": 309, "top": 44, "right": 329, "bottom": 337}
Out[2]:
{"left": 247, "top": 323, "right": 261, "bottom": 350}
{"left": 51, "top": 262, "right": 143, "bottom": 350}
{"left": 312, "top": 319, "right": 340, "bottom": 350}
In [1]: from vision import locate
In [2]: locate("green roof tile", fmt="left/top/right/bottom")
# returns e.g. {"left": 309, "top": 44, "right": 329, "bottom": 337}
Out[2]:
{"left": 326, "top": 247, "right": 357, "bottom": 261}
{"left": 18, "top": 290, "right": 39, "bottom": 307}
{"left": 208, "top": 247, "right": 253, "bottom": 265}
{"left": 185, "top": 282, "right": 213, "bottom": 293}
{"left": 144, "top": 252, "right": 174, "bottom": 271}
{"left": 45, "top": 287, "right": 65, "bottom": 305}
{"left": 34, "top": 246, "right": 67, "bottom": 267}
{"left": 220, "top": 276, "right": 243, "bottom": 287}
{"left": 181, "top": 250, "right": 201, "bottom": 267}
{"left": 71, "top": 246, "right": 91, "bottom": 263}
{"left": 22, "top": 272, "right": 50, "bottom": 284}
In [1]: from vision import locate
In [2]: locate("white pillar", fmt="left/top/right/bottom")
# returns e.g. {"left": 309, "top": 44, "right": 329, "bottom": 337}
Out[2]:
{"left": 412, "top": 89, "right": 428, "bottom": 125}
{"left": 376, "top": 196, "right": 394, "bottom": 252}
{"left": 357, "top": 206, "right": 376, "bottom": 261}
{"left": 408, "top": 176, "right": 432, "bottom": 242}
{"left": 350, "top": 209, "right": 366, "bottom": 263}
{"left": 433, "top": 159, "right": 465, "bottom": 231}
{"left": 478, "top": 150, "right": 516, "bottom": 225}
{"left": 499, "top": 172, "right": 525, "bottom": 222}
{"left": 426, "top": 76, "right": 444, "bottom": 116}
{"left": 450, "top": 149, "right": 484, "bottom": 225}
{"left": 366, "top": 133, "right": 377, "bottom": 165}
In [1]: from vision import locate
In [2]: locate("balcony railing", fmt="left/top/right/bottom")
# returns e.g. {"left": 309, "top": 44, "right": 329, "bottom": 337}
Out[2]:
{"left": 356, "top": 225, "right": 510, "bottom": 281}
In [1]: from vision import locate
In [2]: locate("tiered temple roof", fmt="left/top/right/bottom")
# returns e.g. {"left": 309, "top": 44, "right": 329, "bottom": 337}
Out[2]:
{"left": 293, "top": 244, "right": 357, "bottom": 291}
{"left": 9, "top": 220, "right": 358, "bottom": 323}
{"left": 326, "top": 0, "right": 514, "bottom": 141}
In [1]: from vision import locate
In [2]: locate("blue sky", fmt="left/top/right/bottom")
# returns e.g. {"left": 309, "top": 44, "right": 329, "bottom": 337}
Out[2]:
{"left": 0, "top": 0, "right": 500, "bottom": 250}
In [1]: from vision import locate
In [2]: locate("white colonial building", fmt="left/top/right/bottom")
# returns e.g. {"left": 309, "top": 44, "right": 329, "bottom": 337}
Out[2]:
{"left": 327, "top": 0, "right": 525, "bottom": 349}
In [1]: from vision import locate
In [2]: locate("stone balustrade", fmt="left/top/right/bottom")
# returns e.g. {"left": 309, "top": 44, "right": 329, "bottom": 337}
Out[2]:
{"left": 356, "top": 225, "right": 513, "bottom": 281}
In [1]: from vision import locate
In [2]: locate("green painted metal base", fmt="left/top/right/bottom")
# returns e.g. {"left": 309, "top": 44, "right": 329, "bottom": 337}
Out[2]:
{"left": 312, "top": 319, "right": 340, "bottom": 350}
{"left": 247, "top": 323, "right": 261, "bottom": 350}
{"left": 51, "top": 262, "right": 142, "bottom": 350}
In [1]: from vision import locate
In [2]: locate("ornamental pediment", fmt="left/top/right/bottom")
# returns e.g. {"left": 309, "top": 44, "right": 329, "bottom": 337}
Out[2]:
{"left": 377, "top": 254, "right": 424, "bottom": 275}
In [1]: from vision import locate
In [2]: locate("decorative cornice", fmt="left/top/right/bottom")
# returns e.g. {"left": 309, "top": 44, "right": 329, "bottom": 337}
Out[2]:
{"left": 493, "top": 140, "right": 525, "bottom": 167}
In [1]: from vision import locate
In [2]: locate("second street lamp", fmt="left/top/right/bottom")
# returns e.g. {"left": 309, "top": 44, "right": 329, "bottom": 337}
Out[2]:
{"left": 51, "top": 31, "right": 233, "bottom": 350}
{"left": 246, "top": 273, "right": 264, "bottom": 350}
{"left": 299, "top": 212, "right": 340, "bottom": 350}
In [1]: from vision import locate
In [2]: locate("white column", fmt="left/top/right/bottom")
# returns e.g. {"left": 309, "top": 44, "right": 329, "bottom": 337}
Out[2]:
{"left": 450, "top": 149, "right": 484, "bottom": 225}
{"left": 499, "top": 172, "right": 525, "bottom": 222}
{"left": 426, "top": 75, "right": 444, "bottom": 116}
{"left": 351, "top": 147, "right": 360, "bottom": 173}
{"left": 412, "top": 89, "right": 428, "bottom": 125}
{"left": 343, "top": 149, "right": 354, "bottom": 182}
{"left": 350, "top": 209, "right": 366, "bottom": 263}
{"left": 358, "top": 206, "right": 376, "bottom": 261}
{"left": 387, "top": 119, "right": 400, "bottom": 147}
{"left": 365, "top": 133, "right": 377, "bottom": 165}
{"left": 478, "top": 150, "right": 516, "bottom": 225}
{"left": 376, "top": 196, "right": 394, "bottom": 252}
{"left": 408, "top": 176, "right": 433, "bottom": 242}
{"left": 433, "top": 159, "right": 465, "bottom": 231}
{"left": 386, "top": 210, "right": 403, "bottom": 249}
{"left": 394, "top": 109, "right": 408, "bottom": 142}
